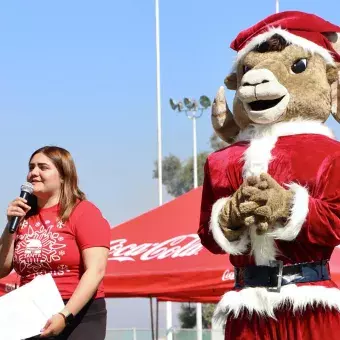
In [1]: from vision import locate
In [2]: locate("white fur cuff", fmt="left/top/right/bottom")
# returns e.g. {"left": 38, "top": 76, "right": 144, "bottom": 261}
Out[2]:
{"left": 209, "top": 197, "right": 249, "bottom": 254}
{"left": 269, "top": 183, "right": 309, "bottom": 241}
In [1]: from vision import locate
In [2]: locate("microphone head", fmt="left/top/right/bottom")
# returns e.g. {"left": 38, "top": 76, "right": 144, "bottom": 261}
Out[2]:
{"left": 21, "top": 182, "right": 34, "bottom": 195}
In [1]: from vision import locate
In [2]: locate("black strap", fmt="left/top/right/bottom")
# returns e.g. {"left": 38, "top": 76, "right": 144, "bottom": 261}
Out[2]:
{"left": 235, "top": 260, "right": 330, "bottom": 292}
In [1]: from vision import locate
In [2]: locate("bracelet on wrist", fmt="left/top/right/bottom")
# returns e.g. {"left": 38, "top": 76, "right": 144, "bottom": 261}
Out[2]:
{"left": 58, "top": 312, "right": 67, "bottom": 324}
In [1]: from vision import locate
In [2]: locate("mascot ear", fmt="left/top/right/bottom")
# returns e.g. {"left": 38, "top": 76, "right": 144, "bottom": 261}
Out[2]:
{"left": 224, "top": 73, "right": 237, "bottom": 90}
{"left": 323, "top": 32, "right": 340, "bottom": 123}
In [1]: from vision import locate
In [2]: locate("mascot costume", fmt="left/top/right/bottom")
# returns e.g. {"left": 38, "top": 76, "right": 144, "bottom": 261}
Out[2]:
{"left": 198, "top": 11, "right": 340, "bottom": 340}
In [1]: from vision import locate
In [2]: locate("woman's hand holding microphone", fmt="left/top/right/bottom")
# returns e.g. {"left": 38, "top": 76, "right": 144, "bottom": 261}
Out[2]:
{"left": 6, "top": 197, "right": 31, "bottom": 233}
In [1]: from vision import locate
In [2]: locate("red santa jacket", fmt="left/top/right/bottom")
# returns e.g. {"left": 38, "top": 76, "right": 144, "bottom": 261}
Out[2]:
{"left": 198, "top": 120, "right": 340, "bottom": 320}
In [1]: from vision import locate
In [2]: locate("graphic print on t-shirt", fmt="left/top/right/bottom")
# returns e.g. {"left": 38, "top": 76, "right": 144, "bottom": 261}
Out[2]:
{"left": 14, "top": 221, "right": 69, "bottom": 278}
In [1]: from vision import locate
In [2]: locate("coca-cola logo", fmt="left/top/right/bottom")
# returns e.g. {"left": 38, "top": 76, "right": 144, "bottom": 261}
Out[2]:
{"left": 222, "top": 269, "right": 234, "bottom": 281}
{"left": 109, "top": 234, "right": 203, "bottom": 262}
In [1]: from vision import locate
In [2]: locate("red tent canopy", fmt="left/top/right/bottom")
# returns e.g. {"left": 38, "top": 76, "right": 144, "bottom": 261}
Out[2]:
{"left": 104, "top": 187, "right": 234, "bottom": 302}
{"left": 104, "top": 186, "right": 340, "bottom": 301}
{"left": 2, "top": 186, "right": 340, "bottom": 303}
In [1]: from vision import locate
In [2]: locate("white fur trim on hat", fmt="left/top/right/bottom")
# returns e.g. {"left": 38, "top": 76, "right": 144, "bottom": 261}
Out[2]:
{"left": 234, "top": 27, "right": 335, "bottom": 69}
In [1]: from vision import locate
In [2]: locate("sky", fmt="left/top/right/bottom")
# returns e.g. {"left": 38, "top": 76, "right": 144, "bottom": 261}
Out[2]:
{"left": 0, "top": 0, "right": 340, "bottom": 331}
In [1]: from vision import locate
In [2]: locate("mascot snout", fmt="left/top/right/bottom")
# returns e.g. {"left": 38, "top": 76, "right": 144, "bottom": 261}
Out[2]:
{"left": 237, "top": 68, "right": 289, "bottom": 124}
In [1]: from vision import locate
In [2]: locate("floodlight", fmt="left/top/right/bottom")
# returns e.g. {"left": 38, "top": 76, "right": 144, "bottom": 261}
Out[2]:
{"left": 183, "top": 98, "right": 198, "bottom": 110}
{"left": 183, "top": 98, "right": 192, "bottom": 108}
{"left": 169, "top": 98, "right": 178, "bottom": 111}
{"left": 199, "top": 95, "right": 211, "bottom": 109}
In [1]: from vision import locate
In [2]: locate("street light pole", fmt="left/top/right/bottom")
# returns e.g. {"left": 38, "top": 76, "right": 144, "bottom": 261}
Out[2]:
{"left": 155, "top": 0, "right": 162, "bottom": 207}
{"left": 276, "top": 0, "right": 279, "bottom": 13}
{"left": 192, "top": 115, "right": 198, "bottom": 188}
{"left": 169, "top": 96, "right": 211, "bottom": 189}
{"left": 188, "top": 110, "right": 202, "bottom": 340}
{"left": 155, "top": 2, "right": 174, "bottom": 340}
{"left": 169, "top": 95, "right": 211, "bottom": 340}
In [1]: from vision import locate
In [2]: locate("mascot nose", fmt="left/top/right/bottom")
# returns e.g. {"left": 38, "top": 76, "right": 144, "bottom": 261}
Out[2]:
{"left": 243, "top": 79, "right": 269, "bottom": 86}
{"left": 241, "top": 69, "right": 276, "bottom": 87}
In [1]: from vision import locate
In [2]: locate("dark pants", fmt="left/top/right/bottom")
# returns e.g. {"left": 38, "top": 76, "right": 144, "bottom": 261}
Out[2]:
{"left": 26, "top": 298, "right": 107, "bottom": 340}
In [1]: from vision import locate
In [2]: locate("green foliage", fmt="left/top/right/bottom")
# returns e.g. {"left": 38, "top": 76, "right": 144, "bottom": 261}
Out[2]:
{"left": 178, "top": 303, "right": 197, "bottom": 329}
{"left": 153, "top": 133, "right": 229, "bottom": 198}
{"left": 210, "top": 133, "right": 228, "bottom": 151}
{"left": 178, "top": 303, "right": 216, "bottom": 329}
{"left": 153, "top": 152, "right": 209, "bottom": 197}
{"left": 202, "top": 304, "right": 215, "bottom": 328}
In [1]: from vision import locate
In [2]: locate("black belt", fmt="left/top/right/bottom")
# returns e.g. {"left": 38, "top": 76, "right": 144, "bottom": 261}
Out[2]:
{"left": 234, "top": 260, "right": 330, "bottom": 292}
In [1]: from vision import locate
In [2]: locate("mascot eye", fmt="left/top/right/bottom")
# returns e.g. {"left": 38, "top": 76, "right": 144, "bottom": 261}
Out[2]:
{"left": 291, "top": 59, "right": 307, "bottom": 74}
{"left": 243, "top": 65, "right": 252, "bottom": 74}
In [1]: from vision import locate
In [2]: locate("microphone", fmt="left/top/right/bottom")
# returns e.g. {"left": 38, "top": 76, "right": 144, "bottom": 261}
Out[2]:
{"left": 8, "top": 182, "right": 34, "bottom": 234}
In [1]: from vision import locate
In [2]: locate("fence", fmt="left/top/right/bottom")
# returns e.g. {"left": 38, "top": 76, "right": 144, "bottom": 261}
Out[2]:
{"left": 105, "top": 328, "right": 224, "bottom": 340}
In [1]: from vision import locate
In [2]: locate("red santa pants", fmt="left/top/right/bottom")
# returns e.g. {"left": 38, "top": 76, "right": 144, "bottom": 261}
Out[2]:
{"left": 225, "top": 305, "right": 340, "bottom": 340}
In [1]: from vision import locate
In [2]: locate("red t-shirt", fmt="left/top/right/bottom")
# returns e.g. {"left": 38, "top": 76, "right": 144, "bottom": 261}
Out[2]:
{"left": 13, "top": 200, "right": 110, "bottom": 299}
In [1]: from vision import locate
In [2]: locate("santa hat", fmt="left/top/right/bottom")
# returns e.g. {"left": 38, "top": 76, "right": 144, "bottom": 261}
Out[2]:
{"left": 231, "top": 11, "right": 340, "bottom": 66}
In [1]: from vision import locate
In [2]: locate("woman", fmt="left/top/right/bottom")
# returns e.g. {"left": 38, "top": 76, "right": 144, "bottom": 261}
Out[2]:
{"left": 0, "top": 146, "right": 110, "bottom": 339}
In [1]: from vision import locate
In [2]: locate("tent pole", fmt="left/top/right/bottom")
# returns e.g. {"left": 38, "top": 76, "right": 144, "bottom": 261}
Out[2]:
{"left": 156, "top": 299, "right": 159, "bottom": 340}
{"left": 196, "top": 302, "right": 202, "bottom": 340}
{"left": 150, "top": 297, "right": 155, "bottom": 340}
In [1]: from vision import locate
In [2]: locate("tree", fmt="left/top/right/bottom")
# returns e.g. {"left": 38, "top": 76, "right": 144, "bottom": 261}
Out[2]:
{"left": 178, "top": 303, "right": 196, "bottom": 329}
{"left": 209, "top": 133, "right": 228, "bottom": 152}
{"left": 178, "top": 303, "right": 215, "bottom": 329}
{"left": 202, "top": 304, "right": 215, "bottom": 328}
{"left": 152, "top": 152, "right": 209, "bottom": 196}
{"left": 152, "top": 133, "right": 228, "bottom": 196}
{"left": 153, "top": 133, "right": 229, "bottom": 329}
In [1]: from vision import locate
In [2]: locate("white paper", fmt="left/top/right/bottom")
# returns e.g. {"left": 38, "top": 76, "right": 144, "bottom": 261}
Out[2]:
{"left": 0, "top": 274, "right": 64, "bottom": 340}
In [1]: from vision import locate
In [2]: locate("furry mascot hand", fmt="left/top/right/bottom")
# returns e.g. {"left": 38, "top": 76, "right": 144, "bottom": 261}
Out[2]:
{"left": 218, "top": 177, "right": 264, "bottom": 241}
{"left": 218, "top": 185, "right": 247, "bottom": 241}
{"left": 242, "top": 173, "right": 294, "bottom": 234}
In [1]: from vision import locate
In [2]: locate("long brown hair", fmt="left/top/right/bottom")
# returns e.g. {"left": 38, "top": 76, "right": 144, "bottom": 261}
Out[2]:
{"left": 28, "top": 146, "right": 86, "bottom": 222}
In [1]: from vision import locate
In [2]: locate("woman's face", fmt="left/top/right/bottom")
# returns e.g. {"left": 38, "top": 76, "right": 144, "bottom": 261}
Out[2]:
{"left": 27, "top": 153, "right": 62, "bottom": 199}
